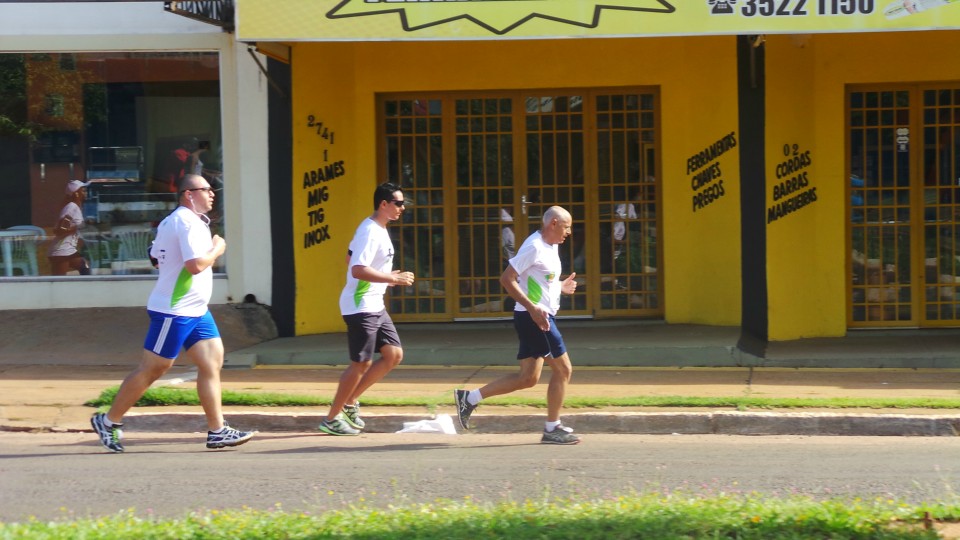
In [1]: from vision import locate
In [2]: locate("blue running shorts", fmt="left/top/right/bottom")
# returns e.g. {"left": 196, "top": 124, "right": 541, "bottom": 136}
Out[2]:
{"left": 513, "top": 310, "right": 566, "bottom": 360}
{"left": 144, "top": 310, "right": 220, "bottom": 360}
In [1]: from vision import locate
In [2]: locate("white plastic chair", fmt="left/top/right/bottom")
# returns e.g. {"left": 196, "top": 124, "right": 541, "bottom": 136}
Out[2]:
{"left": 1, "top": 229, "right": 42, "bottom": 276}
{"left": 110, "top": 229, "right": 156, "bottom": 274}
{"left": 7, "top": 225, "right": 46, "bottom": 235}
{"left": 79, "top": 233, "right": 112, "bottom": 271}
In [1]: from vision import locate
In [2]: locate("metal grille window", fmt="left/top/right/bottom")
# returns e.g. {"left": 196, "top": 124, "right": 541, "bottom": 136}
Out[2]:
{"left": 455, "top": 97, "right": 515, "bottom": 315}
{"left": 921, "top": 88, "right": 960, "bottom": 322}
{"left": 595, "top": 93, "right": 659, "bottom": 312}
{"left": 524, "top": 94, "right": 588, "bottom": 312}
{"left": 379, "top": 89, "right": 661, "bottom": 322}
{"left": 849, "top": 90, "right": 912, "bottom": 323}
{"left": 848, "top": 85, "right": 960, "bottom": 327}
{"left": 384, "top": 98, "right": 446, "bottom": 316}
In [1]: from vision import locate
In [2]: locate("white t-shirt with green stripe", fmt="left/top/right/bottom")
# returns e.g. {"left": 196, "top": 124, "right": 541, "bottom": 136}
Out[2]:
{"left": 339, "top": 217, "right": 394, "bottom": 316}
{"left": 509, "top": 230, "right": 562, "bottom": 316}
{"left": 147, "top": 206, "right": 214, "bottom": 317}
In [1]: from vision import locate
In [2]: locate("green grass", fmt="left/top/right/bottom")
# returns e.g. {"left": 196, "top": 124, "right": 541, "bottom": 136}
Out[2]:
{"left": 1, "top": 492, "right": 954, "bottom": 539}
{"left": 85, "top": 385, "right": 960, "bottom": 410}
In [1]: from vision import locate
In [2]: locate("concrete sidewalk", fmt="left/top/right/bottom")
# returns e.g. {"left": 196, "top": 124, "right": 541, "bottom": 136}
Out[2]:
{"left": 223, "top": 321, "right": 960, "bottom": 369}
{"left": 3, "top": 364, "right": 960, "bottom": 437}
{"left": 3, "top": 306, "right": 960, "bottom": 437}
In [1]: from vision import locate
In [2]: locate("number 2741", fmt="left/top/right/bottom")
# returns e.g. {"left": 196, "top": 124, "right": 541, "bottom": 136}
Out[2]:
{"left": 306, "top": 115, "right": 335, "bottom": 144}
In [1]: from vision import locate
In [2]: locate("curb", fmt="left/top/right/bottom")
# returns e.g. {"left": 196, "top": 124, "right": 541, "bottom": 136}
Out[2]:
{"left": 112, "top": 411, "right": 960, "bottom": 437}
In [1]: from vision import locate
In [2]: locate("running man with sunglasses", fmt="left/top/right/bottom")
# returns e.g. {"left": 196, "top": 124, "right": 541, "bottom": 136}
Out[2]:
{"left": 91, "top": 174, "right": 254, "bottom": 452}
{"left": 318, "top": 182, "right": 415, "bottom": 436}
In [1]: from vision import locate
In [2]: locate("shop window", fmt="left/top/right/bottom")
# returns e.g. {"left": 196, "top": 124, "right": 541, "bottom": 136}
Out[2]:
{"left": 0, "top": 52, "right": 223, "bottom": 278}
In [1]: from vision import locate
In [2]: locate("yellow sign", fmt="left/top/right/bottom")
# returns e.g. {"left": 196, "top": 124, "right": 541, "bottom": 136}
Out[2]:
{"left": 326, "top": 0, "right": 674, "bottom": 36}
{"left": 237, "top": 0, "right": 960, "bottom": 41}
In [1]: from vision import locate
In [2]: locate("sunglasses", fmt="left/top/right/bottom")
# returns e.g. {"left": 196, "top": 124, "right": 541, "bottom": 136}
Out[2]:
{"left": 389, "top": 199, "right": 406, "bottom": 207}
{"left": 182, "top": 187, "right": 213, "bottom": 194}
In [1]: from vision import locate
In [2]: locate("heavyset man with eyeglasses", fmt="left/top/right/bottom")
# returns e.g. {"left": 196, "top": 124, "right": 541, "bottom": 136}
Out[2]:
{"left": 91, "top": 174, "right": 255, "bottom": 452}
{"left": 318, "top": 182, "right": 416, "bottom": 435}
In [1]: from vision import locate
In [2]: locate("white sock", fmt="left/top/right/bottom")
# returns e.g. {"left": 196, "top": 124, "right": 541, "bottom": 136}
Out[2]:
{"left": 467, "top": 389, "right": 482, "bottom": 405}
{"left": 210, "top": 426, "right": 225, "bottom": 434}
{"left": 103, "top": 416, "right": 121, "bottom": 427}
{"left": 545, "top": 420, "right": 562, "bottom": 432}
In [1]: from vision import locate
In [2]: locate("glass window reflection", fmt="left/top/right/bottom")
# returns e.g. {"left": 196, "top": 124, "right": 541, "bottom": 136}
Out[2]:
{"left": 0, "top": 52, "right": 223, "bottom": 277}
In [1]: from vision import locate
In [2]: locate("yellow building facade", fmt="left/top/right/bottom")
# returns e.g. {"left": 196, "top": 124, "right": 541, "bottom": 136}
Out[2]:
{"left": 240, "top": 1, "right": 960, "bottom": 343}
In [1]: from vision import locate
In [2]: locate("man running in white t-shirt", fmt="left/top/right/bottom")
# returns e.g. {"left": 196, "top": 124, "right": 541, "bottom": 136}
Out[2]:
{"left": 455, "top": 206, "right": 581, "bottom": 444}
{"left": 90, "top": 174, "right": 254, "bottom": 452}
{"left": 318, "top": 182, "right": 415, "bottom": 436}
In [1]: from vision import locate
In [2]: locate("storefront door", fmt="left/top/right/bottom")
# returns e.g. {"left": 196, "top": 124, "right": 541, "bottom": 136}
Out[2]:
{"left": 848, "top": 85, "right": 960, "bottom": 326}
{"left": 380, "top": 89, "right": 662, "bottom": 322}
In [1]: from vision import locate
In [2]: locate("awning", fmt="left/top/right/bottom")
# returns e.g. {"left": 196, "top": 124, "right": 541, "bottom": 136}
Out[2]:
{"left": 237, "top": 0, "right": 960, "bottom": 42}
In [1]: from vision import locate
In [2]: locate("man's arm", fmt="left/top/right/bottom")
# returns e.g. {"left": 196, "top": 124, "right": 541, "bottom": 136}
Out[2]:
{"left": 54, "top": 216, "right": 77, "bottom": 238}
{"left": 500, "top": 264, "right": 551, "bottom": 331}
{"left": 184, "top": 234, "right": 226, "bottom": 275}
{"left": 352, "top": 264, "right": 414, "bottom": 286}
{"left": 500, "top": 265, "right": 534, "bottom": 311}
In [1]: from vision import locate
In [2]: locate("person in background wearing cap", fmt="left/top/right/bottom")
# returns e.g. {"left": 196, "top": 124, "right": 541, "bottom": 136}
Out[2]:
{"left": 90, "top": 173, "right": 255, "bottom": 453}
{"left": 47, "top": 179, "right": 91, "bottom": 276}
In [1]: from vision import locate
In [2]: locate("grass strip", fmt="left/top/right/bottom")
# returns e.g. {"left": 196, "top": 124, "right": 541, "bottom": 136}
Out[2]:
{"left": 0, "top": 492, "right": 952, "bottom": 539}
{"left": 85, "top": 385, "right": 960, "bottom": 410}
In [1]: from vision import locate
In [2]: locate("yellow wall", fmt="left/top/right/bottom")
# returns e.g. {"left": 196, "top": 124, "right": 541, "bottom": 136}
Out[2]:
{"left": 291, "top": 43, "right": 366, "bottom": 335}
{"left": 292, "top": 37, "right": 743, "bottom": 334}
{"left": 764, "top": 34, "right": 841, "bottom": 340}
{"left": 661, "top": 38, "right": 741, "bottom": 326}
{"left": 764, "top": 30, "right": 960, "bottom": 340}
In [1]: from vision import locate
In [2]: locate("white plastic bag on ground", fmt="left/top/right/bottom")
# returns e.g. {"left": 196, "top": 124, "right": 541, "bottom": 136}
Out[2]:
{"left": 395, "top": 413, "right": 457, "bottom": 435}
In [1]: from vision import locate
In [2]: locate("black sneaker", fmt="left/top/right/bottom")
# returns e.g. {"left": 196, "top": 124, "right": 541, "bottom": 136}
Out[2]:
{"left": 90, "top": 412, "right": 124, "bottom": 453}
{"left": 342, "top": 403, "right": 365, "bottom": 430}
{"left": 541, "top": 424, "right": 581, "bottom": 445}
{"left": 318, "top": 415, "right": 361, "bottom": 436}
{"left": 206, "top": 425, "right": 255, "bottom": 449}
{"left": 454, "top": 389, "right": 477, "bottom": 430}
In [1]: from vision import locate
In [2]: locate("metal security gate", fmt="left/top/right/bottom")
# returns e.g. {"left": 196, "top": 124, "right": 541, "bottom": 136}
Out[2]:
{"left": 379, "top": 89, "right": 662, "bottom": 322}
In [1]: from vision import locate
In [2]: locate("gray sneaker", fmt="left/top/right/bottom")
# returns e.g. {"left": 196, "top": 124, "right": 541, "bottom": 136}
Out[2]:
{"left": 318, "top": 414, "right": 360, "bottom": 436}
{"left": 91, "top": 413, "right": 124, "bottom": 453}
{"left": 541, "top": 424, "right": 581, "bottom": 445}
{"left": 454, "top": 389, "right": 477, "bottom": 429}
{"left": 206, "top": 425, "right": 256, "bottom": 449}
{"left": 342, "top": 403, "right": 365, "bottom": 430}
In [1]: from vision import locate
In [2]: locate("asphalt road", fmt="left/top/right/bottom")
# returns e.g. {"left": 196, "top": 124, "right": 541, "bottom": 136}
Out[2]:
{"left": 1, "top": 432, "right": 959, "bottom": 522}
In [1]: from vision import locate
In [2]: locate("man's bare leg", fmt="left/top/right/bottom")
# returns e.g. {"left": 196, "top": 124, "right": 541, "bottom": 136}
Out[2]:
{"left": 187, "top": 337, "right": 226, "bottom": 430}
{"left": 105, "top": 350, "right": 173, "bottom": 424}
{"left": 346, "top": 344, "right": 403, "bottom": 404}
{"left": 478, "top": 357, "right": 544, "bottom": 399}
{"left": 544, "top": 353, "right": 572, "bottom": 422}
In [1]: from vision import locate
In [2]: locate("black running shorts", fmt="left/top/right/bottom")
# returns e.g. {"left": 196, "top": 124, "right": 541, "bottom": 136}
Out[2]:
{"left": 342, "top": 310, "right": 402, "bottom": 362}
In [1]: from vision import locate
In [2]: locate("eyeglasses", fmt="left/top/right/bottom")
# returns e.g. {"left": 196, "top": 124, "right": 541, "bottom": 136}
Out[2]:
{"left": 389, "top": 199, "right": 406, "bottom": 207}
{"left": 183, "top": 187, "right": 213, "bottom": 194}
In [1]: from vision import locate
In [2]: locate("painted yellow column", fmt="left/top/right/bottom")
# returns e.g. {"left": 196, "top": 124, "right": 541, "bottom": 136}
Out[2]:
{"left": 292, "top": 43, "right": 375, "bottom": 335}
{"left": 764, "top": 34, "right": 846, "bottom": 340}
{"left": 661, "top": 38, "right": 742, "bottom": 326}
